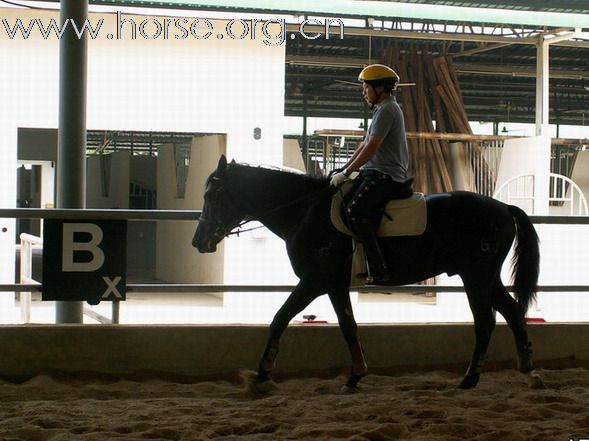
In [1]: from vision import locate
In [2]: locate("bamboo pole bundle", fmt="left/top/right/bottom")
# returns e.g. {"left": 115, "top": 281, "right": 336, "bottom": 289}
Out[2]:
{"left": 384, "top": 47, "right": 425, "bottom": 193}
{"left": 381, "top": 50, "right": 494, "bottom": 195}
{"left": 425, "top": 56, "right": 453, "bottom": 170}
{"left": 432, "top": 57, "right": 494, "bottom": 194}
{"left": 432, "top": 57, "right": 472, "bottom": 134}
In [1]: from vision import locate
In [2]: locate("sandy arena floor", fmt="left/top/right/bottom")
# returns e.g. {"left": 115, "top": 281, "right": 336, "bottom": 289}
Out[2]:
{"left": 1, "top": 367, "right": 588, "bottom": 441}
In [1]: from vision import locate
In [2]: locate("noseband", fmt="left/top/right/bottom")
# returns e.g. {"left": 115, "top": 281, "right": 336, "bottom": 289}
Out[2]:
{"left": 197, "top": 215, "right": 234, "bottom": 239}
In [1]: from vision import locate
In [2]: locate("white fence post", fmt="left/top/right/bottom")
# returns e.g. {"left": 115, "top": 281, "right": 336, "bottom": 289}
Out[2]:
{"left": 19, "top": 233, "right": 43, "bottom": 323}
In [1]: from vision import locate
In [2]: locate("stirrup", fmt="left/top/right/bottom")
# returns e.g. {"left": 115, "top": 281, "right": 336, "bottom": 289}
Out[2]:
{"left": 367, "top": 273, "right": 393, "bottom": 285}
{"left": 366, "top": 265, "right": 393, "bottom": 285}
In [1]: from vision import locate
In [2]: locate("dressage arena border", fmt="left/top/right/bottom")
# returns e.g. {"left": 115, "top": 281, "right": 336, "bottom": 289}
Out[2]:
{"left": 1, "top": 323, "right": 588, "bottom": 381}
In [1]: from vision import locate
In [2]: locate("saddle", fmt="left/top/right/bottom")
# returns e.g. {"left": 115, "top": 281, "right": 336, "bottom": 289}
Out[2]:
{"left": 330, "top": 180, "right": 427, "bottom": 238}
{"left": 330, "top": 179, "right": 427, "bottom": 288}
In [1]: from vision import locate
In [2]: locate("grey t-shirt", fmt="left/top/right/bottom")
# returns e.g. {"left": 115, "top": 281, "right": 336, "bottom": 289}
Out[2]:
{"left": 362, "top": 96, "right": 409, "bottom": 182}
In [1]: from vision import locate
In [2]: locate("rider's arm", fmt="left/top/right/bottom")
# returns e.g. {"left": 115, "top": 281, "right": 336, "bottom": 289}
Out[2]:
{"left": 342, "top": 141, "right": 364, "bottom": 171}
{"left": 343, "top": 135, "right": 384, "bottom": 175}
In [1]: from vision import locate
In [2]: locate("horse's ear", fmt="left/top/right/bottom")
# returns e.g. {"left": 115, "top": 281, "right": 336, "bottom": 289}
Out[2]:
{"left": 217, "top": 155, "right": 228, "bottom": 173}
{"left": 230, "top": 159, "right": 236, "bottom": 165}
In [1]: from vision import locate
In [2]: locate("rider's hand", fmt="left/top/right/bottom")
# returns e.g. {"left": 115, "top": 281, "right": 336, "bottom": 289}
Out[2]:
{"left": 330, "top": 169, "right": 350, "bottom": 187}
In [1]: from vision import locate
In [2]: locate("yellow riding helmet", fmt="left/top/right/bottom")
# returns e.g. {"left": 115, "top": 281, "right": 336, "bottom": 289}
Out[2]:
{"left": 358, "top": 64, "right": 400, "bottom": 88}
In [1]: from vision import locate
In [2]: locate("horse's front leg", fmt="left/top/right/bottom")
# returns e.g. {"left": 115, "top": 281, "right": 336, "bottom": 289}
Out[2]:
{"left": 328, "top": 285, "right": 367, "bottom": 392}
{"left": 254, "top": 279, "right": 322, "bottom": 389}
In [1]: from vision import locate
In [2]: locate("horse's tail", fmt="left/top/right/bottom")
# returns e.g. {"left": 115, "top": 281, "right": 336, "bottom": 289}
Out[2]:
{"left": 508, "top": 205, "right": 540, "bottom": 313}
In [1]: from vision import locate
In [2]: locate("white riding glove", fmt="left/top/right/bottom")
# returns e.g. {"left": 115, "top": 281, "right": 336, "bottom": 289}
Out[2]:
{"left": 330, "top": 170, "right": 350, "bottom": 187}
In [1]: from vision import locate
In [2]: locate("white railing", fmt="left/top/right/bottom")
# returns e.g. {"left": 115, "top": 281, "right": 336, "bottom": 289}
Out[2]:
{"left": 549, "top": 173, "right": 589, "bottom": 216}
{"left": 493, "top": 173, "right": 589, "bottom": 216}
{"left": 465, "top": 139, "right": 504, "bottom": 197}
{"left": 18, "top": 233, "right": 42, "bottom": 323}
{"left": 493, "top": 173, "right": 536, "bottom": 213}
{"left": 2, "top": 209, "right": 589, "bottom": 326}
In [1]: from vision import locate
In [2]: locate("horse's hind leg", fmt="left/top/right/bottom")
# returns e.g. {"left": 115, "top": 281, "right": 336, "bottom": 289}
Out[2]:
{"left": 328, "top": 284, "right": 367, "bottom": 392}
{"left": 255, "top": 279, "right": 322, "bottom": 386}
{"left": 491, "top": 278, "right": 544, "bottom": 388}
{"left": 460, "top": 279, "right": 497, "bottom": 389}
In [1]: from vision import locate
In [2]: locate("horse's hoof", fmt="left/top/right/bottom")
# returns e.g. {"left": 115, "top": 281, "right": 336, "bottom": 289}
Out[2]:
{"left": 458, "top": 373, "right": 480, "bottom": 390}
{"left": 252, "top": 379, "right": 278, "bottom": 394}
{"left": 341, "top": 384, "right": 360, "bottom": 394}
{"left": 240, "top": 370, "right": 278, "bottom": 395}
{"left": 344, "top": 369, "right": 367, "bottom": 389}
{"left": 526, "top": 370, "right": 546, "bottom": 389}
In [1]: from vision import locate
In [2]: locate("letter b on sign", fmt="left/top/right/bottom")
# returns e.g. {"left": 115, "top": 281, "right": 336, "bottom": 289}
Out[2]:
{"left": 43, "top": 219, "right": 127, "bottom": 304}
{"left": 62, "top": 223, "right": 105, "bottom": 272}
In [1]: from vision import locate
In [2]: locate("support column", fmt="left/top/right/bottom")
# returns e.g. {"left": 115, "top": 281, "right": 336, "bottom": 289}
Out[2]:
{"left": 533, "top": 28, "right": 580, "bottom": 215}
{"left": 448, "top": 142, "right": 471, "bottom": 191}
{"left": 302, "top": 97, "right": 308, "bottom": 172}
{"left": 535, "top": 28, "right": 581, "bottom": 136}
{"left": 56, "top": 0, "right": 89, "bottom": 323}
{"left": 535, "top": 38, "right": 549, "bottom": 137}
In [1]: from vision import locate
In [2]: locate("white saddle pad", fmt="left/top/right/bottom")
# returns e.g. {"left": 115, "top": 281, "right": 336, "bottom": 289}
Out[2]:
{"left": 330, "top": 181, "right": 427, "bottom": 237}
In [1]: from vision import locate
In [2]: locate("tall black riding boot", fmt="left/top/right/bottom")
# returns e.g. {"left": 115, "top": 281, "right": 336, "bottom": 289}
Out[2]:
{"left": 354, "top": 222, "right": 392, "bottom": 285}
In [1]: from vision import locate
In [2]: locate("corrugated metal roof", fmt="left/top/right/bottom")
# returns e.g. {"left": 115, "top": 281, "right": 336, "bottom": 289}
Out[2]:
{"left": 91, "top": 0, "right": 589, "bottom": 29}
{"left": 397, "top": 0, "right": 589, "bottom": 14}
{"left": 82, "top": 0, "right": 589, "bottom": 125}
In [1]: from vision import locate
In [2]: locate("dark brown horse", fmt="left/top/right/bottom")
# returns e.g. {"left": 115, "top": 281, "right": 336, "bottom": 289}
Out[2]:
{"left": 193, "top": 156, "right": 543, "bottom": 391}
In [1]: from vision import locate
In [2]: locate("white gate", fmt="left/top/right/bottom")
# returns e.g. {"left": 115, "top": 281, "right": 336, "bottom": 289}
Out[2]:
{"left": 493, "top": 173, "right": 588, "bottom": 215}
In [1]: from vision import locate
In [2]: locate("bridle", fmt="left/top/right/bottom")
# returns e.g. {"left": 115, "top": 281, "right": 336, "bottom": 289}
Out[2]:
{"left": 197, "top": 176, "right": 335, "bottom": 239}
{"left": 197, "top": 214, "right": 258, "bottom": 238}
{"left": 196, "top": 176, "right": 254, "bottom": 238}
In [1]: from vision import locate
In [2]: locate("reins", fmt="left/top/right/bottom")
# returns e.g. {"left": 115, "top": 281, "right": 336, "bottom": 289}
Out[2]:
{"left": 199, "top": 182, "right": 335, "bottom": 238}
{"left": 228, "top": 184, "right": 335, "bottom": 236}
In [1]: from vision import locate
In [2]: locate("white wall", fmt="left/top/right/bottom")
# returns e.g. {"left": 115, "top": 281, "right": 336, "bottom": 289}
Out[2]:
{"left": 571, "top": 151, "right": 589, "bottom": 194}
{"left": 0, "top": 123, "right": 17, "bottom": 306}
{"left": 156, "top": 135, "right": 226, "bottom": 283}
{"left": 130, "top": 156, "right": 157, "bottom": 190}
{"left": 495, "top": 136, "right": 551, "bottom": 215}
{"left": 84, "top": 10, "right": 285, "bottom": 167}
{"left": 570, "top": 151, "right": 589, "bottom": 211}
{"left": 283, "top": 138, "right": 306, "bottom": 172}
{"left": 550, "top": 150, "right": 589, "bottom": 216}
{"left": 15, "top": 160, "right": 55, "bottom": 209}
{"left": 86, "top": 152, "right": 130, "bottom": 209}
{"left": 0, "top": 8, "right": 288, "bottom": 295}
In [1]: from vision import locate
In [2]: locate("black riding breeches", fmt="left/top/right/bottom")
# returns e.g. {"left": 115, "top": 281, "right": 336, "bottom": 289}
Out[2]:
{"left": 345, "top": 170, "right": 413, "bottom": 229}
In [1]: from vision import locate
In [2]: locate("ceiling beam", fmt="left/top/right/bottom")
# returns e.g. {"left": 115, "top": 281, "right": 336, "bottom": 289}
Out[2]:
{"left": 456, "top": 63, "right": 589, "bottom": 80}
{"left": 286, "top": 55, "right": 589, "bottom": 80}
{"left": 452, "top": 42, "right": 514, "bottom": 58}
{"left": 84, "top": 0, "right": 589, "bottom": 30}
{"left": 286, "top": 24, "right": 589, "bottom": 48}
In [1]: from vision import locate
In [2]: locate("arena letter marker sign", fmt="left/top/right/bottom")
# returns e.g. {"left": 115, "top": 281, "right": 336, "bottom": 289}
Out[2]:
{"left": 42, "top": 219, "right": 127, "bottom": 305}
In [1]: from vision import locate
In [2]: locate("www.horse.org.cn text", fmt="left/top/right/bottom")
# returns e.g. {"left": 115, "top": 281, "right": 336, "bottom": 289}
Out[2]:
{"left": 1, "top": 12, "right": 345, "bottom": 46}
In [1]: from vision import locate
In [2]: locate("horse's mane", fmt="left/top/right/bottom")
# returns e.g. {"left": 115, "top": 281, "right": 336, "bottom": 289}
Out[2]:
{"left": 255, "top": 163, "right": 305, "bottom": 175}
{"left": 227, "top": 162, "right": 329, "bottom": 194}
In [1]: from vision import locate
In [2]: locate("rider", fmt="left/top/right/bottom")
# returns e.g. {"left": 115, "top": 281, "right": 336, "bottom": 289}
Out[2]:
{"left": 330, "top": 64, "right": 412, "bottom": 284}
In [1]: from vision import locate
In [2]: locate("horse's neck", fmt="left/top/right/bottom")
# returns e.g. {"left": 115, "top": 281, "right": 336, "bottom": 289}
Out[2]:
{"left": 231, "top": 167, "right": 325, "bottom": 238}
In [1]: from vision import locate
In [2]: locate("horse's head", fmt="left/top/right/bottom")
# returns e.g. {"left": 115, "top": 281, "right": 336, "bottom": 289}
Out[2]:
{"left": 192, "top": 155, "right": 246, "bottom": 253}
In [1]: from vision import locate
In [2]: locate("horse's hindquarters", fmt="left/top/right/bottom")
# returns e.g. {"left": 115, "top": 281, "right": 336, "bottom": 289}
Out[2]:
{"left": 380, "top": 192, "right": 517, "bottom": 285}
